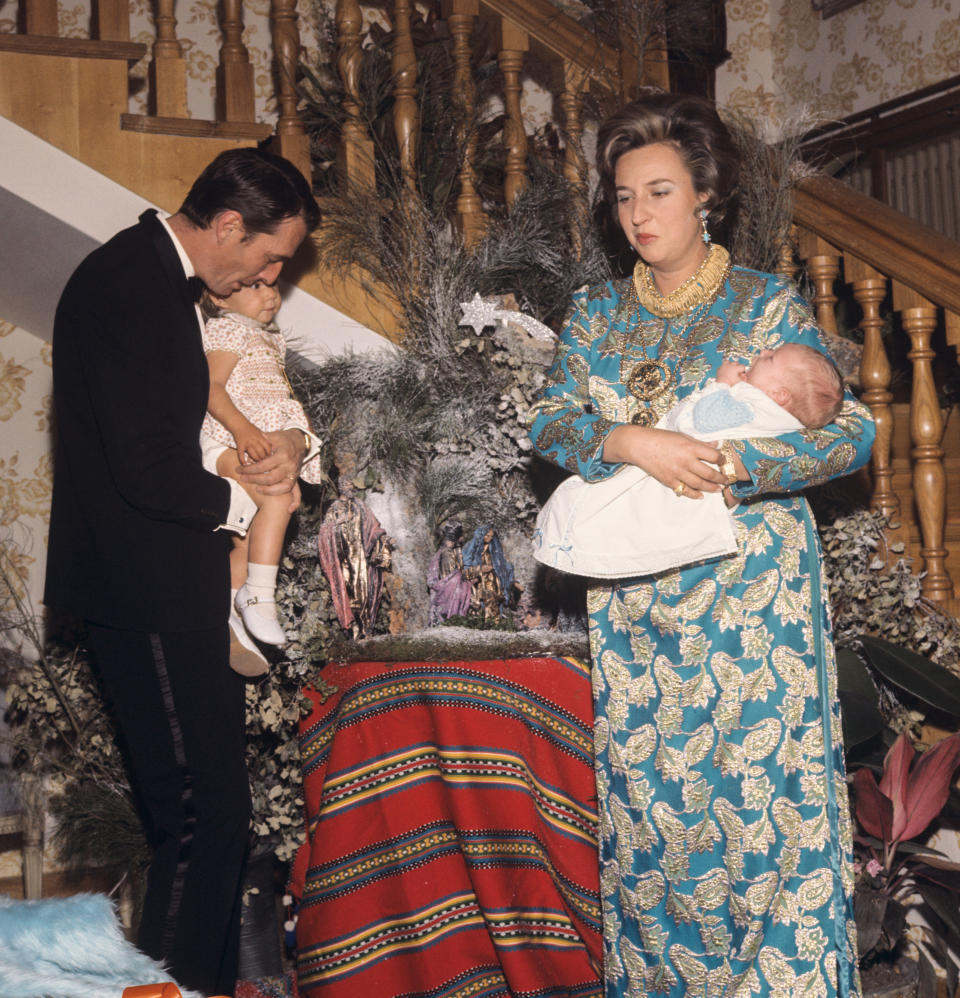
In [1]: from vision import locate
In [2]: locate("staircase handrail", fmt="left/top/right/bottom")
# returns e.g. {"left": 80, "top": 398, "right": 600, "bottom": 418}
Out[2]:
{"left": 476, "top": 0, "right": 621, "bottom": 93}
{"left": 794, "top": 172, "right": 960, "bottom": 315}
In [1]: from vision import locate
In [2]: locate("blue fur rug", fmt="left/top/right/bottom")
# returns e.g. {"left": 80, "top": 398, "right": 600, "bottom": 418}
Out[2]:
{"left": 0, "top": 893, "right": 203, "bottom": 998}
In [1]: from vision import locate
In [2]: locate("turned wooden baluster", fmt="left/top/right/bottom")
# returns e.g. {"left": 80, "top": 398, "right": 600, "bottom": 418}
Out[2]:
{"left": 558, "top": 59, "right": 588, "bottom": 249}
{"left": 95, "top": 0, "right": 130, "bottom": 41}
{"left": 271, "top": 0, "right": 311, "bottom": 184}
{"left": 775, "top": 225, "right": 799, "bottom": 286}
{"left": 443, "top": 0, "right": 486, "bottom": 246}
{"left": 797, "top": 231, "right": 842, "bottom": 336}
{"left": 392, "top": 0, "right": 419, "bottom": 193}
{"left": 217, "top": 0, "right": 255, "bottom": 121}
{"left": 336, "top": 0, "right": 375, "bottom": 192}
{"left": 23, "top": 0, "right": 58, "bottom": 36}
{"left": 847, "top": 256, "right": 897, "bottom": 520}
{"left": 150, "top": 0, "right": 189, "bottom": 117}
{"left": 895, "top": 283, "right": 952, "bottom": 602}
{"left": 498, "top": 18, "right": 528, "bottom": 207}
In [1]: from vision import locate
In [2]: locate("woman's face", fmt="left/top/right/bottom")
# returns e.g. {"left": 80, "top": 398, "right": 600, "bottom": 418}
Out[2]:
{"left": 614, "top": 141, "right": 709, "bottom": 288}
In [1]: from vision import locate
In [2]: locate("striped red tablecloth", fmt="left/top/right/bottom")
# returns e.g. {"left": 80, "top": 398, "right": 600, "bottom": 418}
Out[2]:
{"left": 290, "top": 657, "right": 602, "bottom": 998}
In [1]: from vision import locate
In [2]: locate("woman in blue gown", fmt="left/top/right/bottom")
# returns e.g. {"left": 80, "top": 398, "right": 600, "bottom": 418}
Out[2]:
{"left": 528, "top": 93, "right": 873, "bottom": 997}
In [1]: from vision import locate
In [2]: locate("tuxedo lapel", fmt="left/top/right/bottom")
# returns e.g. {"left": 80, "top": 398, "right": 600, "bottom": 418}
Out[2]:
{"left": 138, "top": 208, "right": 201, "bottom": 316}
{"left": 137, "top": 209, "right": 209, "bottom": 418}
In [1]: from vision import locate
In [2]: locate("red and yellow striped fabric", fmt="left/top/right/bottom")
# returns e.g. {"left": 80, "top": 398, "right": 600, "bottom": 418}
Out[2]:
{"left": 290, "top": 658, "right": 602, "bottom": 997}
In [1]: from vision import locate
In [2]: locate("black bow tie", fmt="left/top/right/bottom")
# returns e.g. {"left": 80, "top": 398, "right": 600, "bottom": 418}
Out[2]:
{"left": 186, "top": 276, "right": 205, "bottom": 303}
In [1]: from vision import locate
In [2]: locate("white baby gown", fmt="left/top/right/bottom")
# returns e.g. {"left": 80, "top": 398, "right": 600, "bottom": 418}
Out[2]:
{"left": 532, "top": 379, "right": 803, "bottom": 578}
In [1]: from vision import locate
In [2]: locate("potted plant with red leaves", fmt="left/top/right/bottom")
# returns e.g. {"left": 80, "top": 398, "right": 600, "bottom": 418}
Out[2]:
{"left": 842, "top": 637, "right": 960, "bottom": 998}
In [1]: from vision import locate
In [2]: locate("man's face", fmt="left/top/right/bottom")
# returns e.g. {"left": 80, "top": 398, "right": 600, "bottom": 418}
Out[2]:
{"left": 202, "top": 212, "right": 307, "bottom": 297}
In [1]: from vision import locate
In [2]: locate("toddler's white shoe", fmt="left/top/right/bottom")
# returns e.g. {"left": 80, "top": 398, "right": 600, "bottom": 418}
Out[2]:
{"left": 235, "top": 583, "right": 287, "bottom": 646}
{"left": 228, "top": 607, "right": 270, "bottom": 677}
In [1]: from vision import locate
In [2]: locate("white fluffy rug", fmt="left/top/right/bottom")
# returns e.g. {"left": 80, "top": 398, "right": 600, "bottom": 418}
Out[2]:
{"left": 0, "top": 893, "right": 202, "bottom": 998}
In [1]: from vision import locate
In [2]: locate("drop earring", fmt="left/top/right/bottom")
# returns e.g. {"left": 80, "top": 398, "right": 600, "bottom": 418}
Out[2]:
{"left": 699, "top": 207, "right": 711, "bottom": 244}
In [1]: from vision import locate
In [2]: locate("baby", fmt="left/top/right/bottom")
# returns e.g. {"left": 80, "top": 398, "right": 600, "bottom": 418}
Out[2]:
{"left": 201, "top": 281, "right": 323, "bottom": 669}
{"left": 533, "top": 342, "right": 843, "bottom": 579}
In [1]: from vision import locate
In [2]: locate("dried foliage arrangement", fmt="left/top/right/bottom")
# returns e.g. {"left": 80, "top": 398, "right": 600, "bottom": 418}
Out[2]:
{"left": 724, "top": 111, "right": 819, "bottom": 277}
{"left": 811, "top": 496, "right": 960, "bottom": 989}
{"left": 0, "top": 541, "right": 147, "bottom": 899}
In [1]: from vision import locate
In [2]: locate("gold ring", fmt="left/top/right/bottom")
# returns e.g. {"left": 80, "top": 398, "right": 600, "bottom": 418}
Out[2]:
{"left": 673, "top": 483, "right": 685, "bottom": 497}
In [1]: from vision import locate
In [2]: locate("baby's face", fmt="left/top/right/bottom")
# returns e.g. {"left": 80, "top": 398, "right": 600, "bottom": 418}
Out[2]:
{"left": 213, "top": 280, "right": 281, "bottom": 324}
{"left": 745, "top": 345, "right": 795, "bottom": 398}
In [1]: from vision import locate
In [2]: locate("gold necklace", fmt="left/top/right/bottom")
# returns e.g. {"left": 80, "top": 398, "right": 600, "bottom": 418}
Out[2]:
{"left": 624, "top": 245, "right": 731, "bottom": 426}
{"left": 633, "top": 244, "right": 731, "bottom": 318}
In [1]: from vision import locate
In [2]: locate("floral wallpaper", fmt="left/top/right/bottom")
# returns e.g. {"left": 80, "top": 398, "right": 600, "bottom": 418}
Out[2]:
{"left": 0, "top": 319, "right": 52, "bottom": 877}
{"left": 0, "top": 320, "right": 52, "bottom": 629}
{"left": 0, "top": 0, "right": 555, "bottom": 130}
{"left": 717, "top": 0, "right": 960, "bottom": 132}
{"left": 0, "top": 0, "right": 332, "bottom": 122}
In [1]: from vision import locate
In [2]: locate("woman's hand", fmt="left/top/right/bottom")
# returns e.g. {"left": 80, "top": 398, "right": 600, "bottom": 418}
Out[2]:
{"left": 603, "top": 424, "right": 725, "bottom": 499}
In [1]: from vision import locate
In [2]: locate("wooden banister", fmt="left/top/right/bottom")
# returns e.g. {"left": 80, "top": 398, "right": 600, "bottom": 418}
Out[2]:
{"left": 795, "top": 174, "right": 960, "bottom": 315}
{"left": 271, "top": 0, "right": 311, "bottom": 184}
{"left": 0, "top": 33, "right": 145, "bottom": 61}
{"left": 392, "top": 0, "right": 419, "bottom": 194}
{"left": 794, "top": 172, "right": 960, "bottom": 606}
{"left": 478, "top": 0, "right": 619, "bottom": 94}
{"left": 94, "top": 0, "right": 130, "bottom": 42}
{"left": 149, "top": 0, "right": 188, "bottom": 117}
{"left": 443, "top": 0, "right": 486, "bottom": 246}
{"left": 336, "top": 0, "right": 375, "bottom": 193}
{"left": 217, "top": 0, "right": 256, "bottom": 122}
{"left": 22, "top": 0, "right": 58, "bottom": 37}
{"left": 498, "top": 16, "right": 528, "bottom": 207}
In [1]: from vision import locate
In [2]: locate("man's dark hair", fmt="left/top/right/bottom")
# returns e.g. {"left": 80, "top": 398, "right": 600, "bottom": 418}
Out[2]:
{"left": 179, "top": 148, "right": 320, "bottom": 235}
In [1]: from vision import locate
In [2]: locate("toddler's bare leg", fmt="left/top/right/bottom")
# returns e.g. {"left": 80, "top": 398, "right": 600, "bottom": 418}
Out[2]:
{"left": 247, "top": 492, "right": 294, "bottom": 567}
{"left": 217, "top": 449, "right": 300, "bottom": 646}
{"left": 229, "top": 535, "right": 249, "bottom": 591}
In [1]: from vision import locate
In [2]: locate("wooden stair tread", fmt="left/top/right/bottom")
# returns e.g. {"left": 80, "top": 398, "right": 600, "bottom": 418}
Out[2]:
{"left": 0, "top": 33, "right": 146, "bottom": 63}
{"left": 120, "top": 113, "right": 272, "bottom": 141}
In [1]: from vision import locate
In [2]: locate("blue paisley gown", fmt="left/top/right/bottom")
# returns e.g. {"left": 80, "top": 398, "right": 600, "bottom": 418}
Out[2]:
{"left": 528, "top": 265, "right": 874, "bottom": 998}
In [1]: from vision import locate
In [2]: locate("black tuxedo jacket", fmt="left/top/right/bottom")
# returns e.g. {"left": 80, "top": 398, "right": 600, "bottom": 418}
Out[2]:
{"left": 45, "top": 210, "right": 233, "bottom": 631}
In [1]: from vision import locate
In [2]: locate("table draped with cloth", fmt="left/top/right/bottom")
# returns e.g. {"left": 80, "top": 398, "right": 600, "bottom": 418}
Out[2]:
{"left": 290, "top": 657, "right": 603, "bottom": 997}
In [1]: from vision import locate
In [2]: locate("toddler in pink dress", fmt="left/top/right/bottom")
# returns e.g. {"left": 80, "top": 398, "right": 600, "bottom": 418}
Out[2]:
{"left": 201, "top": 281, "right": 322, "bottom": 661}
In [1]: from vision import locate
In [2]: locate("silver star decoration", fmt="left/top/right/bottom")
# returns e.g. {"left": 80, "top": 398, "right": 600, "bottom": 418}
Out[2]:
{"left": 458, "top": 292, "right": 556, "bottom": 342}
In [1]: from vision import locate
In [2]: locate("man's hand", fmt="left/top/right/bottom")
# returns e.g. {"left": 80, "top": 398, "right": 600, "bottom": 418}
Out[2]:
{"left": 233, "top": 428, "right": 306, "bottom": 495}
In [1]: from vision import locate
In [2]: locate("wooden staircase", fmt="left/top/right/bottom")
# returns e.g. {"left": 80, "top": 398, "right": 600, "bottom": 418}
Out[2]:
{"left": 4, "top": 0, "right": 960, "bottom": 612}
{"left": 788, "top": 175, "right": 960, "bottom": 613}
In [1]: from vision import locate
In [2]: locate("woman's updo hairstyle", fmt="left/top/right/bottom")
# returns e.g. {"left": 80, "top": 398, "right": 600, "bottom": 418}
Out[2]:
{"left": 596, "top": 91, "right": 740, "bottom": 231}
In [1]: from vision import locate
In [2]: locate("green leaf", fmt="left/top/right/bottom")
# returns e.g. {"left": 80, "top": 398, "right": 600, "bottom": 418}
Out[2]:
{"left": 838, "top": 690, "right": 885, "bottom": 749}
{"left": 918, "top": 883, "right": 960, "bottom": 951}
{"left": 858, "top": 636, "right": 960, "bottom": 715}
{"left": 837, "top": 647, "right": 878, "bottom": 699}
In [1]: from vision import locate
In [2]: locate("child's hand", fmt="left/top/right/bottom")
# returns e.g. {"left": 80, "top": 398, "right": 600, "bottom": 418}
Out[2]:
{"left": 236, "top": 426, "right": 274, "bottom": 464}
{"left": 717, "top": 360, "right": 748, "bottom": 386}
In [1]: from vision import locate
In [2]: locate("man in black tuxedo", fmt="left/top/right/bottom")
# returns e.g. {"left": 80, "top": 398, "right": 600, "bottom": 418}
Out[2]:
{"left": 45, "top": 148, "right": 320, "bottom": 995}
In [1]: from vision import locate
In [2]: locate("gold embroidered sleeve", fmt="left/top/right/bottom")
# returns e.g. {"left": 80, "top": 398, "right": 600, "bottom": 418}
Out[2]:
{"left": 731, "top": 399, "right": 875, "bottom": 496}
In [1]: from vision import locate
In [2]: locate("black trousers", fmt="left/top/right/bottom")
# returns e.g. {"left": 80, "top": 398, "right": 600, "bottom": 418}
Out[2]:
{"left": 88, "top": 622, "right": 251, "bottom": 996}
